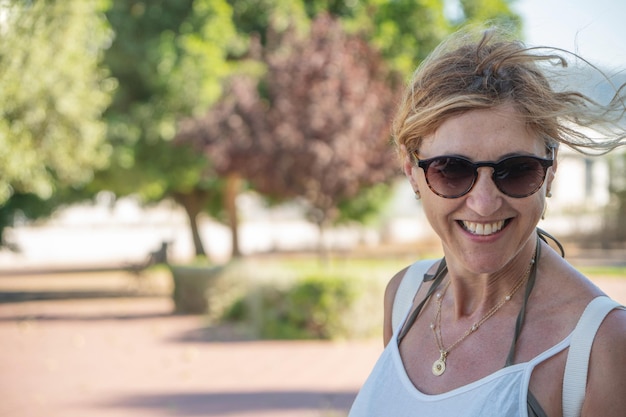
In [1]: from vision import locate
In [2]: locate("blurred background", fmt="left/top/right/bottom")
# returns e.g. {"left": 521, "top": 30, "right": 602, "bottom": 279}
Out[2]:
{"left": 1, "top": 1, "right": 625, "bottom": 416}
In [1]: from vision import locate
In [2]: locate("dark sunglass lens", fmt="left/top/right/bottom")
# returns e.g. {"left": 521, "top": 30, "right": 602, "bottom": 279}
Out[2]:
{"left": 494, "top": 157, "right": 546, "bottom": 197}
{"left": 427, "top": 157, "right": 476, "bottom": 197}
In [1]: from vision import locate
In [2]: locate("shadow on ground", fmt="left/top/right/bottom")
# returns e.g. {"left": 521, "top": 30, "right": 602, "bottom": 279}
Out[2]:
{"left": 0, "top": 289, "right": 159, "bottom": 304}
{"left": 0, "top": 309, "right": 174, "bottom": 322}
{"left": 101, "top": 390, "right": 357, "bottom": 416}
{"left": 166, "top": 323, "right": 260, "bottom": 343}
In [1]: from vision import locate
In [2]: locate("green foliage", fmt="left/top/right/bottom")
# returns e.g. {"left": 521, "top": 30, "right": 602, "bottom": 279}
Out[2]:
{"left": 228, "top": 0, "right": 309, "bottom": 45}
{"left": 0, "top": 0, "right": 113, "bottom": 247}
{"left": 97, "top": 0, "right": 247, "bottom": 256}
{"left": 225, "top": 273, "right": 368, "bottom": 340}
{"left": 0, "top": 0, "right": 524, "bottom": 254}
{"left": 342, "top": 0, "right": 450, "bottom": 76}
{"left": 459, "top": 0, "right": 522, "bottom": 30}
{"left": 0, "top": 183, "right": 98, "bottom": 248}
{"left": 0, "top": 193, "right": 53, "bottom": 249}
{"left": 336, "top": 183, "right": 394, "bottom": 226}
{"left": 161, "top": 0, "right": 244, "bottom": 117}
{"left": 342, "top": 0, "right": 521, "bottom": 77}
{"left": 106, "top": 0, "right": 242, "bottom": 117}
{"left": 101, "top": 0, "right": 243, "bottom": 203}
{"left": 0, "top": 1, "right": 113, "bottom": 203}
{"left": 286, "top": 275, "right": 358, "bottom": 338}
{"left": 301, "top": 0, "right": 359, "bottom": 18}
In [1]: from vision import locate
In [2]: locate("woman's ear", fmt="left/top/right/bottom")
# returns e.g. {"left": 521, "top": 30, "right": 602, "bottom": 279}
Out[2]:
{"left": 400, "top": 145, "right": 420, "bottom": 193}
{"left": 545, "top": 147, "right": 558, "bottom": 196}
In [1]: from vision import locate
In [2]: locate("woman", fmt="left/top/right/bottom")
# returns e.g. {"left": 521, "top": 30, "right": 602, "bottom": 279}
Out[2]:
{"left": 348, "top": 28, "right": 626, "bottom": 417}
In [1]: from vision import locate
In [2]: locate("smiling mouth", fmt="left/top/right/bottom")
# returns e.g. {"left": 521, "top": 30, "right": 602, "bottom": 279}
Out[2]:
{"left": 460, "top": 220, "right": 509, "bottom": 236}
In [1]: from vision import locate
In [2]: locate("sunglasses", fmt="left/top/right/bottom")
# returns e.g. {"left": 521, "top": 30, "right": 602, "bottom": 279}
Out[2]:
{"left": 414, "top": 147, "right": 555, "bottom": 199}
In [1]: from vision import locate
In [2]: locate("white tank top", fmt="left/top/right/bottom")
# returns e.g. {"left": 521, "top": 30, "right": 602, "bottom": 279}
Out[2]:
{"left": 348, "top": 322, "right": 571, "bottom": 417}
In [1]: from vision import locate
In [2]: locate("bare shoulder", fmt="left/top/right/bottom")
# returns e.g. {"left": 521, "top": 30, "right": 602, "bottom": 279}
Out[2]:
{"left": 384, "top": 266, "right": 411, "bottom": 312}
{"left": 533, "top": 247, "right": 605, "bottom": 317}
{"left": 383, "top": 266, "right": 410, "bottom": 346}
{"left": 582, "top": 305, "right": 626, "bottom": 417}
{"left": 529, "top": 247, "right": 624, "bottom": 416}
{"left": 382, "top": 260, "right": 442, "bottom": 345}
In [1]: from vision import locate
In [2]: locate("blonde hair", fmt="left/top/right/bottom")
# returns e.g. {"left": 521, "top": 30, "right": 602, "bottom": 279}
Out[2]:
{"left": 393, "top": 27, "right": 626, "bottom": 156}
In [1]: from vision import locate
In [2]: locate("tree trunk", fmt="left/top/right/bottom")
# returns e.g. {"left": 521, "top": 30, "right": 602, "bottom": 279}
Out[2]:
{"left": 310, "top": 206, "right": 337, "bottom": 265}
{"left": 616, "top": 192, "right": 626, "bottom": 242}
{"left": 172, "top": 191, "right": 207, "bottom": 258}
{"left": 316, "top": 217, "right": 335, "bottom": 266}
{"left": 224, "top": 172, "right": 242, "bottom": 258}
{"left": 187, "top": 207, "right": 206, "bottom": 257}
{"left": 317, "top": 222, "right": 328, "bottom": 265}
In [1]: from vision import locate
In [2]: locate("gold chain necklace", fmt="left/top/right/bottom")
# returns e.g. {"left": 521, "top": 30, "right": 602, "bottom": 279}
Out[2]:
{"left": 430, "top": 254, "right": 535, "bottom": 376}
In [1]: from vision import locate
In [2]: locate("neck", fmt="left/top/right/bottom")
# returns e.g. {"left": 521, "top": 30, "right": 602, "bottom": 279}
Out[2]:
{"left": 443, "top": 241, "right": 537, "bottom": 320}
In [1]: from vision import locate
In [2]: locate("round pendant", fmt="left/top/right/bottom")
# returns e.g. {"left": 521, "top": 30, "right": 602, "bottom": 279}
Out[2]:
{"left": 432, "top": 358, "right": 446, "bottom": 376}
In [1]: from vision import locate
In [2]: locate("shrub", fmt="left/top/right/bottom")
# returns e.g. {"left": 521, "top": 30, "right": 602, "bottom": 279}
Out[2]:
{"left": 223, "top": 272, "right": 380, "bottom": 340}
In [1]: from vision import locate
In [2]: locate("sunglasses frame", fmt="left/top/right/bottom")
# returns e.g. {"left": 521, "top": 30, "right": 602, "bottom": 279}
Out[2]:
{"left": 413, "top": 147, "right": 555, "bottom": 199}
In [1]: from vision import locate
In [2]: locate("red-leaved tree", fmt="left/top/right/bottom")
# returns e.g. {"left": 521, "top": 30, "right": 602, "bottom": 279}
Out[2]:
{"left": 256, "top": 13, "right": 401, "bottom": 232}
{"left": 176, "top": 75, "right": 268, "bottom": 257}
{"left": 179, "top": 13, "right": 401, "bottom": 257}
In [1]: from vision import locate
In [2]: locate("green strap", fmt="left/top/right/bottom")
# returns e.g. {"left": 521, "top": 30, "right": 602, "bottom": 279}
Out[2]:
{"left": 505, "top": 236, "right": 542, "bottom": 366}
{"left": 504, "top": 228, "right": 566, "bottom": 365}
{"left": 537, "top": 227, "right": 565, "bottom": 257}
{"left": 527, "top": 390, "right": 549, "bottom": 417}
{"left": 397, "top": 258, "right": 447, "bottom": 344}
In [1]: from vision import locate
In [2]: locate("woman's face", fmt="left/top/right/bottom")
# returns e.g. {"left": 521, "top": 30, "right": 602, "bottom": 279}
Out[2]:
{"left": 403, "top": 104, "right": 556, "bottom": 274}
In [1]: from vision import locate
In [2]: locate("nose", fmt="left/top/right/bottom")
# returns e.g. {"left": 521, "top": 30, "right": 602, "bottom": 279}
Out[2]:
{"left": 465, "top": 167, "right": 503, "bottom": 216}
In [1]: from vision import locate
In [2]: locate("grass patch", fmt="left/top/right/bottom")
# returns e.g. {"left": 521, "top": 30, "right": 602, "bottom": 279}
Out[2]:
{"left": 578, "top": 266, "right": 626, "bottom": 278}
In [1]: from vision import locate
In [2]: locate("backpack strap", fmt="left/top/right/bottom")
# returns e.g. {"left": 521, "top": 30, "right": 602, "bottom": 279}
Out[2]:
{"left": 391, "top": 259, "right": 438, "bottom": 332}
{"left": 562, "top": 296, "right": 624, "bottom": 417}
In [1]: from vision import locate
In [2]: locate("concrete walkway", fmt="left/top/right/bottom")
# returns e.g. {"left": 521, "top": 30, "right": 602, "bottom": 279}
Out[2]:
{"left": 1, "top": 270, "right": 624, "bottom": 417}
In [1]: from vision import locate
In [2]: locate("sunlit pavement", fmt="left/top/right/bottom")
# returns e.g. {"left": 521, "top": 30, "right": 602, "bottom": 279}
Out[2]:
{"left": 0, "top": 273, "right": 382, "bottom": 417}
{"left": 0, "top": 272, "right": 624, "bottom": 417}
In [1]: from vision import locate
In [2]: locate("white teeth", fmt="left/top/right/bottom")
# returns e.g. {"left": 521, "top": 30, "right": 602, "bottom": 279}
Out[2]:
{"left": 462, "top": 220, "right": 505, "bottom": 236}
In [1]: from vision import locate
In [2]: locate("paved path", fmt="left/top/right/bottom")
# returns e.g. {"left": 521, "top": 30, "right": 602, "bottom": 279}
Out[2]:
{"left": 0, "top": 272, "right": 382, "bottom": 417}
{"left": 1, "top": 271, "right": 624, "bottom": 417}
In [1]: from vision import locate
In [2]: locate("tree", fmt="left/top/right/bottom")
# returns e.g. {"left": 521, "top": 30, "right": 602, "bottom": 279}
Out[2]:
{"left": 253, "top": 14, "right": 401, "bottom": 251}
{"left": 345, "top": 0, "right": 450, "bottom": 76}
{"left": 175, "top": 76, "right": 269, "bottom": 258}
{"left": 98, "top": 0, "right": 244, "bottom": 257}
{"left": 182, "top": 1, "right": 522, "bottom": 258}
{"left": 178, "top": 13, "right": 401, "bottom": 257}
{"left": 607, "top": 154, "right": 626, "bottom": 242}
{"left": 101, "top": 0, "right": 522, "bottom": 259}
{"left": 458, "top": 0, "right": 521, "bottom": 29}
{"left": 0, "top": 0, "right": 113, "bottom": 247}
{"left": 245, "top": 2, "right": 521, "bottom": 250}
{"left": 343, "top": 0, "right": 521, "bottom": 77}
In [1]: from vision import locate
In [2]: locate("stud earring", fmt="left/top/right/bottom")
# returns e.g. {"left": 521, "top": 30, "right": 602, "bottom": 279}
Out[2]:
{"left": 546, "top": 190, "right": 552, "bottom": 198}
{"left": 414, "top": 191, "right": 421, "bottom": 200}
